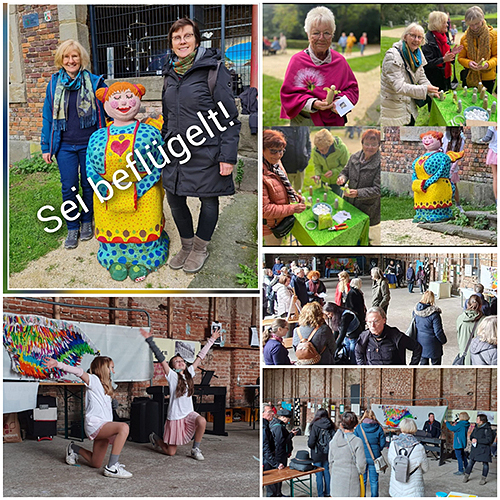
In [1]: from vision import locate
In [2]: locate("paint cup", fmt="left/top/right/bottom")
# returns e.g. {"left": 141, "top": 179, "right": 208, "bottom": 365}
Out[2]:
{"left": 435, "top": 492, "right": 447, "bottom": 498}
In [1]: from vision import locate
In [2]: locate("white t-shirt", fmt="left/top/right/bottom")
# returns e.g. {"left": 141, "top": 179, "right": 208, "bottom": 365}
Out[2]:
{"left": 84, "top": 374, "right": 113, "bottom": 439}
{"left": 166, "top": 365, "right": 195, "bottom": 421}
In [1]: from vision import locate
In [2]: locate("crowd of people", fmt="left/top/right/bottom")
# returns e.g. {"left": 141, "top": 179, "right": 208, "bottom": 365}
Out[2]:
{"left": 263, "top": 403, "right": 497, "bottom": 497}
{"left": 262, "top": 260, "right": 497, "bottom": 367}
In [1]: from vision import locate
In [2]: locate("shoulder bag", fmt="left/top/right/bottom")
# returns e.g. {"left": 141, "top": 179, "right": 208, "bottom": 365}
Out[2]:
{"left": 405, "top": 315, "right": 417, "bottom": 340}
{"left": 359, "top": 425, "right": 388, "bottom": 474}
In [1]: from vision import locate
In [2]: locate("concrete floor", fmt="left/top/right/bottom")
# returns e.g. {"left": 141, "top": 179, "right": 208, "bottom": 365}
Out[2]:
{"left": 266, "top": 275, "right": 467, "bottom": 365}
{"left": 3, "top": 422, "right": 259, "bottom": 497}
{"left": 275, "top": 435, "right": 497, "bottom": 497}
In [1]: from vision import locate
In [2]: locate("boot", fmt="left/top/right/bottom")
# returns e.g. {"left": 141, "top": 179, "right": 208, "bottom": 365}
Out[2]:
{"left": 463, "top": 473, "right": 470, "bottom": 483}
{"left": 479, "top": 476, "right": 487, "bottom": 485}
{"left": 183, "top": 236, "right": 209, "bottom": 273}
{"left": 169, "top": 237, "right": 193, "bottom": 270}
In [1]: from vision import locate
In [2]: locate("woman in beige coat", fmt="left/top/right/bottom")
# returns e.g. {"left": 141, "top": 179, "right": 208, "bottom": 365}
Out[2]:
{"left": 381, "top": 23, "right": 440, "bottom": 126}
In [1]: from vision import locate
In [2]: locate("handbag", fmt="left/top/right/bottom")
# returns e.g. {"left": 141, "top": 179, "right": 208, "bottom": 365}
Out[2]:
{"left": 405, "top": 316, "right": 417, "bottom": 340}
{"left": 360, "top": 425, "right": 388, "bottom": 474}
{"left": 453, "top": 320, "right": 480, "bottom": 365}
{"left": 266, "top": 215, "right": 295, "bottom": 239}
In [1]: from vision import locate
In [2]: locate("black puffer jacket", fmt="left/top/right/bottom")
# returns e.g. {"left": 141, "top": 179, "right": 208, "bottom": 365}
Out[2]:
{"left": 161, "top": 47, "right": 241, "bottom": 197}
{"left": 308, "top": 417, "right": 336, "bottom": 462}
{"left": 470, "top": 422, "right": 494, "bottom": 463}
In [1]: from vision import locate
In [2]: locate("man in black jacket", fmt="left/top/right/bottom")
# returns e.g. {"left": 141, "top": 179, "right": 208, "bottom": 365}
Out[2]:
{"left": 423, "top": 412, "right": 442, "bottom": 438}
{"left": 355, "top": 307, "right": 422, "bottom": 365}
{"left": 263, "top": 404, "right": 283, "bottom": 496}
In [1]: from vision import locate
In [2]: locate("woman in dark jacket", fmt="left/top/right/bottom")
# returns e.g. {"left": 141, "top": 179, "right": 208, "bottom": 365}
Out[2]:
{"left": 412, "top": 290, "right": 447, "bottom": 365}
{"left": 292, "top": 268, "right": 309, "bottom": 307}
{"left": 323, "top": 302, "right": 361, "bottom": 364}
{"left": 445, "top": 412, "right": 470, "bottom": 475}
{"left": 422, "top": 11, "right": 457, "bottom": 98}
{"left": 293, "top": 302, "right": 336, "bottom": 365}
{"left": 162, "top": 18, "right": 241, "bottom": 273}
{"left": 41, "top": 39, "right": 107, "bottom": 250}
{"left": 354, "top": 410, "right": 386, "bottom": 497}
{"left": 345, "top": 278, "right": 367, "bottom": 329}
{"left": 464, "top": 414, "right": 494, "bottom": 485}
{"left": 308, "top": 408, "right": 336, "bottom": 497}
{"left": 306, "top": 270, "right": 327, "bottom": 304}
{"left": 263, "top": 319, "right": 292, "bottom": 365}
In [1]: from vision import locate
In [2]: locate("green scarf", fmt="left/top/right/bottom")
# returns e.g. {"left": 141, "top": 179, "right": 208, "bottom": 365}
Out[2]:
{"left": 52, "top": 69, "right": 97, "bottom": 131}
{"left": 402, "top": 41, "right": 423, "bottom": 72}
{"left": 173, "top": 51, "right": 197, "bottom": 75}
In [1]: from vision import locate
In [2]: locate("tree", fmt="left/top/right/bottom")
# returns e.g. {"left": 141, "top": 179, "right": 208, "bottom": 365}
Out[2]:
{"left": 272, "top": 4, "right": 301, "bottom": 37}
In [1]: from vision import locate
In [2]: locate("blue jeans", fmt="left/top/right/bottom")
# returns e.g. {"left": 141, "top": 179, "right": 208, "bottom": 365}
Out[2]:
{"left": 455, "top": 449, "right": 468, "bottom": 473}
{"left": 363, "top": 463, "right": 379, "bottom": 497}
{"left": 465, "top": 459, "right": 489, "bottom": 477}
{"left": 55, "top": 142, "right": 94, "bottom": 230}
{"left": 313, "top": 461, "right": 330, "bottom": 497}
{"left": 408, "top": 282, "right": 414, "bottom": 293}
{"left": 343, "top": 337, "right": 357, "bottom": 364}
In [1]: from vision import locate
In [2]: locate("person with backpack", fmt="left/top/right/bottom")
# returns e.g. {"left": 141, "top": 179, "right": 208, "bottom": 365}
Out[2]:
{"left": 387, "top": 418, "right": 429, "bottom": 497}
{"left": 307, "top": 409, "right": 336, "bottom": 497}
{"left": 354, "top": 410, "right": 387, "bottom": 497}
{"left": 444, "top": 412, "right": 470, "bottom": 475}
{"left": 329, "top": 412, "right": 367, "bottom": 497}
{"left": 463, "top": 414, "right": 495, "bottom": 485}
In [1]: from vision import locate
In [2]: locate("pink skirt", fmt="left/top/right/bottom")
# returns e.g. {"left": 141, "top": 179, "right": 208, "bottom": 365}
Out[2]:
{"left": 486, "top": 149, "right": 497, "bottom": 166}
{"left": 163, "top": 411, "right": 200, "bottom": 445}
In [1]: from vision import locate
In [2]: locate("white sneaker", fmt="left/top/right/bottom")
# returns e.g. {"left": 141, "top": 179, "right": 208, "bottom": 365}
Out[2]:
{"left": 191, "top": 447, "right": 204, "bottom": 461}
{"left": 65, "top": 442, "right": 78, "bottom": 465}
{"left": 103, "top": 463, "right": 133, "bottom": 478}
{"left": 149, "top": 432, "right": 160, "bottom": 451}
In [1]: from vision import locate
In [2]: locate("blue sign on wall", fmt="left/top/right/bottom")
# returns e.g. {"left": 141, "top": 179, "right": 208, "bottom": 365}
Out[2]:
{"left": 23, "top": 13, "right": 39, "bottom": 29}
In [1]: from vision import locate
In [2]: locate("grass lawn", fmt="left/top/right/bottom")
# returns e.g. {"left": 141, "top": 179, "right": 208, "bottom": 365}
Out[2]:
{"left": 9, "top": 170, "right": 65, "bottom": 274}
{"left": 381, "top": 193, "right": 415, "bottom": 221}
{"left": 263, "top": 74, "right": 288, "bottom": 127}
{"left": 347, "top": 53, "right": 380, "bottom": 72}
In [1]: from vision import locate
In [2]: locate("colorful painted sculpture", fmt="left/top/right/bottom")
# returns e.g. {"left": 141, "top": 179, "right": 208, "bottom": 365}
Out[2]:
{"left": 411, "top": 130, "right": 464, "bottom": 223}
{"left": 86, "top": 82, "right": 169, "bottom": 281}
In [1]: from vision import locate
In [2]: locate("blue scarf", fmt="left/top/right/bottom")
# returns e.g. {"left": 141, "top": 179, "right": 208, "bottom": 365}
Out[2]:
{"left": 402, "top": 41, "right": 423, "bottom": 72}
{"left": 52, "top": 69, "right": 98, "bottom": 132}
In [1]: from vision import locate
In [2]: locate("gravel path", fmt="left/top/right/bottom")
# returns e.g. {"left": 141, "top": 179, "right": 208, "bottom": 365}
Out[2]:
{"left": 381, "top": 219, "right": 493, "bottom": 246}
{"left": 8, "top": 197, "right": 233, "bottom": 290}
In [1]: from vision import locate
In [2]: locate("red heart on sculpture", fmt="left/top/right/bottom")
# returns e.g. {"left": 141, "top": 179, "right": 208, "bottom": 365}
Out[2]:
{"left": 110, "top": 139, "right": 131, "bottom": 157}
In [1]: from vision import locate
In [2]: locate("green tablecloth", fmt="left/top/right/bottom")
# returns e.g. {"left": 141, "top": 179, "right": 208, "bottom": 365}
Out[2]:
{"left": 292, "top": 189, "right": 370, "bottom": 246}
{"left": 429, "top": 90, "right": 497, "bottom": 126}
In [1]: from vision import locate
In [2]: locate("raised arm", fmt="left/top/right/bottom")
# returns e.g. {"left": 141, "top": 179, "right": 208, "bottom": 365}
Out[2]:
{"left": 192, "top": 327, "right": 220, "bottom": 370}
{"left": 140, "top": 328, "right": 170, "bottom": 376}
{"left": 43, "top": 357, "right": 90, "bottom": 385}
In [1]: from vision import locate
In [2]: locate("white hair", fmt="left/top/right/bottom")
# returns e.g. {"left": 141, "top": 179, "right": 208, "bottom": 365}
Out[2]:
{"left": 304, "top": 6, "right": 336, "bottom": 36}
{"left": 401, "top": 22, "right": 426, "bottom": 45}
{"left": 399, "top": 418, "right": 417, "bottom": 434}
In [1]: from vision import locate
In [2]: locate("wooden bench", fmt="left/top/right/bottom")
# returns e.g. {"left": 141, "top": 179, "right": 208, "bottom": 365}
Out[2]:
{"left": 263, "top": 466, "right": 325, "bottom": 497}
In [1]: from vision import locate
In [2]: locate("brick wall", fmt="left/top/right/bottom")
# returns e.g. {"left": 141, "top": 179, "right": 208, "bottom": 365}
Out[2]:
{"left": 381, "top": 127, "right": 492, "bottom": 183}
{"left": 4, "top": 297, "right": 259, "bottom": 428}
{"left": 11, "top": 5, "right": 60, "bottom": 144}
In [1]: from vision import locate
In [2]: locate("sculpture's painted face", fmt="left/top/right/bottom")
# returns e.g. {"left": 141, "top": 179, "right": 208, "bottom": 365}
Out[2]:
{"left": 104, "top": 89, "right": 141, "bottom": 122}
{"left": 421, "top": 134, "right": 441, "bottom": 152}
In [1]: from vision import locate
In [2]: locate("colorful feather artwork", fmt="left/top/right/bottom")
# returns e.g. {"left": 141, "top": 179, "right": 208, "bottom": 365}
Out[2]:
{"left": 382, "top": 406, "right": 415, "bottom": 428}
{"left": 3, "top": 314, "right": 98, "bottom": 379}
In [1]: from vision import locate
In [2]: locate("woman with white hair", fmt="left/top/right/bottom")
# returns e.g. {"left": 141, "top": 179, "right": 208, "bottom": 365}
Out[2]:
{"left": 422, "top": 11, "right": 459, "bottom": 94}
{"left": 387, "top": 418, "right": 429, "bottom": 497}
{"left": 470, "top": 315, "right": 497, "bottom": 365}
{"left": 458, "top": 6, "right": 497, "bottom": 93}
{"left": 381, "top": 23, "right": 440, "bottom": 126}
{"left": 280, "top": 6, "right": 359, "bottom": 126}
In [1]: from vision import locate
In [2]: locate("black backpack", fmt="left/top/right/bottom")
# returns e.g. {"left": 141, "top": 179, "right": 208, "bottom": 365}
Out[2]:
{"left": 315, "top": 428, "right": 335, "bottom": 455}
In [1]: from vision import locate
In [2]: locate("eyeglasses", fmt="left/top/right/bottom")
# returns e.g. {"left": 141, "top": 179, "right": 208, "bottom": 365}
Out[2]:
{"left": 269, "top": 149, "right": 286, "bottom": 155}
{"left": 172, "top": 33, "right": 195, "bottom": 43}
{"left": 407, "top": 33, "right": 424, "bottom": 41}
{"left": 366, "top": 319, "right": 383, "bottom": 325}
{"left": 310, "top": 31, "right": 333, "bottom": 40}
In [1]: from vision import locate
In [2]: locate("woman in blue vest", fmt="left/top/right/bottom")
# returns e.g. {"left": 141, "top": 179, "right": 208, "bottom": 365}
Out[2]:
{"left": 41, "top": 39, "right": 107, "bottom": 249}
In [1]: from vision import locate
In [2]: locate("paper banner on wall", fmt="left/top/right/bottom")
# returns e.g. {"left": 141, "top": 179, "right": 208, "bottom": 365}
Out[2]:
{"left": 154, "top": 338, "right": 201, "bottom": 363}
{"left": 371, "top": 404, "right": 448, "bottom": 429}
{"left": 450, "top": 410, "right": 497, "bottom": 425}
{"left": 480, "top": 266, "right": 497, "bottom": 291}
{"left": 3, "top": 314, "right": 98, "bottom": 380}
